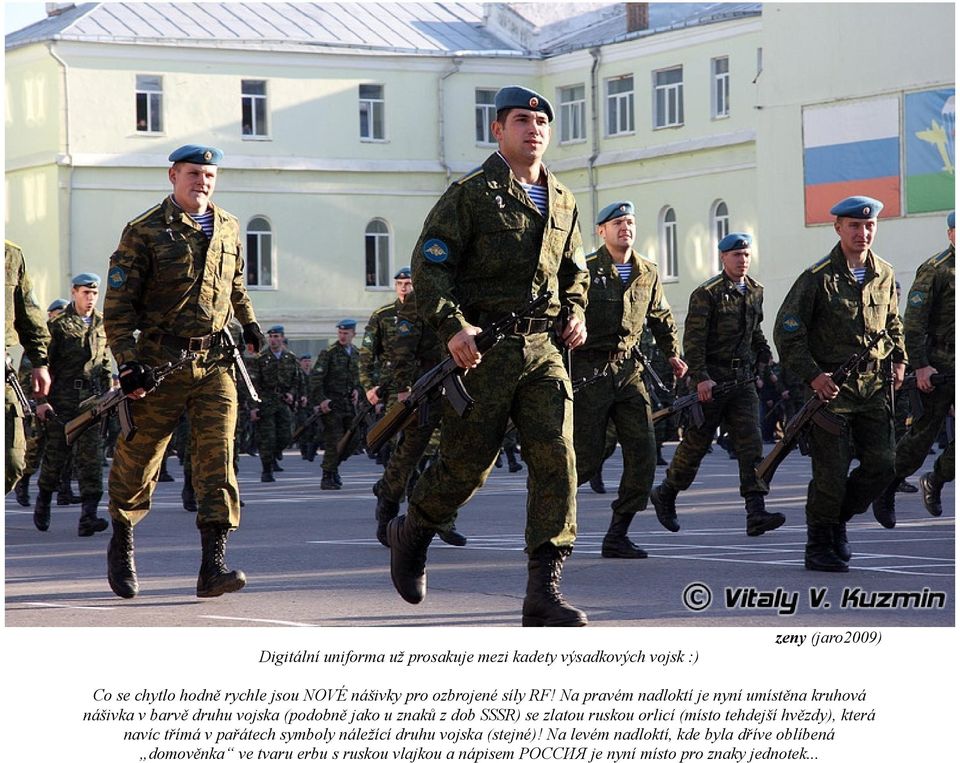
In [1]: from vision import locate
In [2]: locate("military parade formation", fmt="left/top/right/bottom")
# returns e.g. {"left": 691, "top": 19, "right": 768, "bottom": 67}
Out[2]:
{"left": 5, "top": 86, "right": 954, "bottom": 626}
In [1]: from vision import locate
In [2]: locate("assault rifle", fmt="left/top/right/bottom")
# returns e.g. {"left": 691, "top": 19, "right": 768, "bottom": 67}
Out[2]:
{"left": 220, "top": 327, "right": 261, "bottom": 404}
{"left": 900, "top": 371, "right": 954, "bottom": 419}
{"left": 65, "top": 352, "right": 197, "bottom": 446}
{"left": 334, "top": 398, "right": 379, "bottom": 465}
{"left": 755, "top": 331, "right": 889, "bottom": 485}
{"left": 5, "top": 356, "right": 32, "bottom": 417}
{"left": 651, "top": 376, "right": 757, "bottom": 427}
{"left": 366, "top": 292, "right": 553, "bottom": 455}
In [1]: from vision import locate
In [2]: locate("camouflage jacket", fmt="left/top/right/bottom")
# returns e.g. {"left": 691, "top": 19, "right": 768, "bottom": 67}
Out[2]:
{"left": 310, "top": 342, "right": 360, "bottom": 403}
{"left": 411, "top": 152, "right": 589, "bottom": 347}
{"left": 684, "top": 271, "right": 771, "bottom": 383}
{"left": 359, "top": 299, "right": 401, "bottom": 392}
{"left": 903, "top": 244, "right": 954, "bottom": 370}
{"left": 250, "top": 348, "right": 305, "bottom": 405}
{"left": 46, "top": 304, "right": 112, "bottom": 400}
{"left": 103, "top": 196, "right": 257, "bottom": 366}
{"left": 774, "top": 243, "right": 906, "bottom": 394}
{"left": 5, "top": 241, "right": 49, "bottom": 366}
{"left": 579, "top": 245, "right": 680, "bottom": 358}
{"left": 389, "top": 292, "right": 443, "bottom": 391}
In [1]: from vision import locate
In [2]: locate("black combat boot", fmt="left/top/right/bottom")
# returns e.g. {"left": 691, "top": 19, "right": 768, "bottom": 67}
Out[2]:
{"left": 804, "top": 525, "right": 849, "bottom": 572}
{"left": 14, "top": 474, "right": 31, "bottom": 507}
{"left": 896, "top": 478, "right": 918, "bottom": 493}
{"left": 260, "top": 468, "right": 275, "bottom": 483}
{"left": 157, "top": 459, "right": 175, "bottom": 482}
{"left": 589, "top": 467, "right": 606, "bottom": 494}
{"left": 506, "top": 449, "right": 523, "bottom": 473}
{"left": 58, "top": 477, "right": 81, "bottom": 505}
{"left": 601, "top": 512, "right": 648, "bottom": 558}
{"left": 833, "top": 523, "right": 851, "bottom": 562}
{"left": 871, "top": 481, "right": 897, "bottom": 529}
{"left": 77, "top": 496, "right": 109, "bottom": 537}
{"left": 386, "top": 512, "right": 434, "bottom": 604}
{"left": 272, "top": 459, "right": 284, "bottom": 473}
{"left": 333, "top": 470, "right": 343, "bottom": 487}
{"left": 107, "top": 520, "right": 139, "bottom": 598}
{"left": 522, "top": 545, "right": 588, "bottom": 627}
{"left": 437, "top": 523, "right": 468, "bottom": 546}
{"left": 33, "top": 487, "right": 53, "bottom": 531}
{"left": 656, "top": 446, "right": 667, "bottom": 466}
{"left": 494, "top": 451, "right": 503, "bottom": 468}
{"left": 375, "top": 495, "right": 400, "bottom": 547}
{"left": 197, "top": 525, "right": 247, "bottom": 598}
{"left": 182, "top": 480, "right": 198, "bottom": 512}
{"left": 320, "top": 471, "right": 340, "bottom": 490}
{"left": 650, "top": 481, "right": 680, "bottom": 532}
{"left": 919, "top": 471, "right": 945, "bottom": 517}
{"left": 744, "top": 494, "right": 785, "bottom": 537}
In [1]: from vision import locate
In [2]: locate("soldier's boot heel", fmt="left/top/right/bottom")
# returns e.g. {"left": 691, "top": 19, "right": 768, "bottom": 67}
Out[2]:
{"left": 871, "top": 481, "right": 898, "bottom": 529}
{"left": 386, "top": 513, "right": 434, "bottom": 604}
{"left": 437, "top": 523, "right": 468, "bottom": 547}
{"left": 804, "top": 525, "right": 849, "bottom": 573}
{"left": 260, "top": 469, "right": 275, "bottom": 483}
{"left": 506, "top": 449, "right": 523, "bottom": 473}
{"left": 522, "top": 545, "right": 588, "bottom": 627}
{"left": 320, "top": 471, "right": 340, "bottom": 490}
{"left": 589, "top": 468, "right": 606, "bottom": 494}
{"left": 33, "top": 488, "right": 53, "bottom": 532}
{"left": 107, "top": 520, "right": 139, "bottom": 598}
{"left": 181, "top": 480, "right": 198, "bottom": 512}
{"left": 15, "top": 474, "right": 31, "bottom": 507}
{"left": 197, "top": 525, "right": 246, "bottom": 598}
{"left": 919, "top": 471, "right": 945, "bottom": 517}
{"left": 58, "top": 480, "right": 81, "bottom": 505}
{"left": 650, "top": 482, "right": 680, "bottom": 532}
{"left": 744, "top": 495, "right": 785, "bottom": 537}
{"left": 834, "top": 523, "right": 851, "bottom": 562}
{"left": 375, "top": 496, "right": 400, "bottom": 547}
{"left": 601, "top": 512, "right": 647, "bottom": 559}
{"left": 78, "top": 496, "right": 109, "bottom": 537}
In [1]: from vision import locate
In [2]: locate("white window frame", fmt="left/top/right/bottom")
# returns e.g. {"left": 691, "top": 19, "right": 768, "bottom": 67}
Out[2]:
{"left": 245, "top": 216, "right": 276, "bottom": 290}
{"left": 711, "top": 200, "right": 730, "bottom": 269}
{"left": 365, "top": 219, "right": 392, "bottom": 289}
{"left": 660, "top": 206, "right": 679, "bottom": 281}
{"left": 241, "top": 79, "right": 269, "bottom": 138}
{"left": 653, "top": 66, "right": 684, "bottom": 129}
{"left": 135, "top": 74, "right": 163, "bottom": 133}
{"left": 475, "top": 88, "right": 497, "bottom": 146}
{"left": 559, "top": 84, "right": 587, "bottom": 144}
{"left": 605, "top": 75, "right": 635, "bottom": 137}
{"left": 711, "top": 57, "right": 730, "bottom": 119}
{"left": 359, "top": 83, "right": 386, "bottom": 141}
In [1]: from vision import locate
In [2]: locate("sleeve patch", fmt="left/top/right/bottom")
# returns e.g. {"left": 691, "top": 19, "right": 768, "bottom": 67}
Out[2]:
{"left": 396, "top": 320, "right": 413, "bottom": 336}
{"left": 107, "top": 266, "right": 127, "bottom": 289}
{"left": 422, "top": 239, "right": 449, "bottom": 263}
{"left": 907, "top": 290, "right": 927, "bottom": 307}
{"left": 781, "top": 314, "right": 802, "bottom": 333}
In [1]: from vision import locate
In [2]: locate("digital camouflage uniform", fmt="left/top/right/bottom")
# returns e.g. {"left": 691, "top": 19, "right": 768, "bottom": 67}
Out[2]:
{"left": 774, "top": 243, "right": 905, "bottom": 561}
{"left": 251, "top": 346, "right": 305, "bottom": 476}
{"left": 5, "top": 241, "right": 50, "bottom": 494}
{"left": 104, "top": 195, "right": 257, "bottom": 531}
{"left": 359, "top": 300, "right": 401, "bottom": 398}
{"left": 311, "top": 341, "right": 361, "bottom": 473}
{"left": 572, "top": 244, "right": 680, "bottom": 550}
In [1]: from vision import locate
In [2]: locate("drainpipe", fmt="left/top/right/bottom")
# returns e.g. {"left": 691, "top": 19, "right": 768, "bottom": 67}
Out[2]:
{"left": 588, "top": 47, "right": 602, "bottom": 232}
{"left": 47, "top": 42, "right": 74, "bottom": 280}
{"left": 437, "top": 59, "right": 462, "bottom": 186}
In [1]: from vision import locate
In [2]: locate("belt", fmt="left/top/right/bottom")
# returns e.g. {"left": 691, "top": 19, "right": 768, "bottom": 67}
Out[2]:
{"left": 510, "top": 317, "right": 552, "bottom": 336}
{"left": 73, "top": 379, "right": 91, "bottom": 390}
{"left": 579, "top": 348, "right": 630, "bottom": 363}
{"left": 707, "top": 357, "right": 744, "bottom": 370}
{"left": 157, "top": 332, "right": 219, "bottom": 352}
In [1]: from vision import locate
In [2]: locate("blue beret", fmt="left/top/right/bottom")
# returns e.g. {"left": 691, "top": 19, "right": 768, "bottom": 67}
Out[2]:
{"left": 267, "top": 325, "right": 285, "bottom": 334}
{"left": 829, "top": 196, "right": 883, "bottom": 219}
{"left": 71, "top": 272, "right": 100, "bottom": 287}
{"left": 168, "top": 144, "right": 223, "bottom": 165}
{"left": 718, "top": 233, "right": 753, "bottom": 253}
{"left": 596, "top": 201, "right": 635, "bottom": 226}
{"left": 948, "top": 211, "right": 955, "bottom": 229}
{"left": 394, "top": 266, "right": 412, "bottom": 279}
{"left": 494, "top": 86, "right": 554, "bottom": 122}
{"left": 336, "top": 319, "right": 357, "bottom": 330}
{"left": 47, "top": 298, "right": 69, "bottom": 312}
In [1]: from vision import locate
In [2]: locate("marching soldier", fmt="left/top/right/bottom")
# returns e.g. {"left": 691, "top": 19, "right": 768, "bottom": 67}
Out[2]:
{"left": 294, "top": 354, "right": 319, "bottom": 461}
{"left": 651, "top": 233, "right": 783, "bottom": 537}
{"left": 33, "top": 273, "right": 113, "bottom": 536}
{"left": 360, "top": 266, "right": 412, "bottom": 407}
{"left": 774, "top": 196, "right": 905, "bottom": 572}
{"left": 572, "top": 201, "right": 686, "bottom": 558}
{"left": 104, "top": 144, "right": 263, "bottom": 599}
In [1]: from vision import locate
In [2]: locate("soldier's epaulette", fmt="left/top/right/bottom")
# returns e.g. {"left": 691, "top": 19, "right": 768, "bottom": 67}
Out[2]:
{"left": 930, "top": 248, "right": 953, "bottom": 267}
{"left": 808, "top": 255, "right": 832, "bottom": 274}
{"left": 126, "top": 203, "right": 162, "bottom": 227}
{"left": 372, "top": 303, "right": 394, "bottom": 316}
{"left": 746, "top": 274, "right": 764, "bottom": 289}
{"left": 584, "top": 251, "right": 599, "bottom": 263}
{"left": 701, "top": 274, "right": 724, "bottom": 291}
{"left": 455, "top": 167, "right": 484, "bottom": 185}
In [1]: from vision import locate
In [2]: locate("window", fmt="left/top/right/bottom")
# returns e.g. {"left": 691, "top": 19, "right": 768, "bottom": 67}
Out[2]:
{"left": 712, "top": 201, "right": 729, "bottom": 268}
{"left": 475, "top": 88, "right": 497, "bottom": 145}
{"left": 660, "top": 207, "right": 678, "bottom": 280}
{"left": 606, "top": 75, "right": 634, "bottom": 136}
{"left": 365, "top": 219, "right": 391, "bottom": 287}
{"left": 241, "top": 80, "right": 268, "bottom": 136}
{"left": 712, "top": 57, "right": 730, "bottom": 118}
{"left": 246, "top": 217, "right": 274, "bottom": 288}
{"left": 359, "top": 84, "right": 385, "bottom": 140}
{"left": 654, "top": 67, "right": 684, "bottom": 128}
{"left": 559, "top": 84, "right": 586, "bottom": 143}
{"left": 135, "top": 75, "right": 162, "bottom": 133}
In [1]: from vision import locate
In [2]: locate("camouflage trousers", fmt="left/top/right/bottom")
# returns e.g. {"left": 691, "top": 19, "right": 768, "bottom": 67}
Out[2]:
{"left": 22, "top": 416, "right": 46, "bottom": 476}
{"left": 38, "top": 393, "right": 104, "bottom": 500}
{"left": 109, "top": 354, "right": 239, "bottom": 529}
{"left": 258, "top": 399, "right": 293, "bottom": 470}
{"left": 666, "top": 382, "right": 766, "bottom": 497}
{"left": 320, "top": 399, "right": 355, "bottom": 471}
{"left": 378, "top": 402, "right": 442, "bottom": 504}
{"left": 408, "top": 334, "right": 577, "bottom": 554}
{"left": 572, "top": 355, "right": 655, "bottom": 515}
{"left": 895, "top": 378, "right": 955, "bottom": 483}
{"left": 807, "top": 389, "right": 894, "bottom": 526}
{"left": 182, "top": 412, "right": 241, "bottom": 488}
{"left": 5, "top": 400, "right": 26, "bottom": 494}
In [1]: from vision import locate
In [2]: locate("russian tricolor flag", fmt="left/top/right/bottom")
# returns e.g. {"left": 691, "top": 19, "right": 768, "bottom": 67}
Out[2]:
{"left": 802, "top": 98, "right": 901, "bottom": 224}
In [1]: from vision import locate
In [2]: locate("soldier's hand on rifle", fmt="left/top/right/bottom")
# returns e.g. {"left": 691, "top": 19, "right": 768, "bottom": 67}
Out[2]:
{"left": 892, "top": 362, "right": 906, "bottom": 391}
{"left": 398, "top": 389, "right": 411, "bottom": 403}
{"left": 697, "top": 379, "right": 717, "bottom": 403}
{"left": 366, "top": 387, "right": 380, "bottom": 405}
{"left": 560, "top": 314, "right": 587, "bottom": 350}
{"left": 668, "top": 356, "right": 687, "bottom": 379}
{"left": 242, "top": 322, "right": 265, "bottom": 353}
{"left": 300, "top": 395, "right": 308, "bottom": 408}
{"left": 32, "top": 366, "right": 51, "bottom": 397}
{"left": 250, "top": 408, "right": 260, "bottom": 422}
{"left": 351, "top": 389, "right": 359, "bottom": 405}
{"left": 118, "top": 361, "right": 153, "bottom": 399}
{"left": 35, "top": 402, "right": 55, "bottom": 421}
{"left": 916, "top": 365, "right": 939, "bottom": 394}
{"left": 449, "top": 326, "right": 483, "bottom": 369}
{"left": 283, "top": 392, "right": 294, "bottom": 405}
{"left": 810, "top": 372, "right": 839, "bottom": 402}
{"left": 320, "top": 399, "right": 332, "bottom": 414}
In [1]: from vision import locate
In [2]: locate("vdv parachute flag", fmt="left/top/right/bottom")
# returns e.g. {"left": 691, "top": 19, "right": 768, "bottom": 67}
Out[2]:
{"left": 904, "top": 88, "right": 955, "bottom": 214}
{"left": 802, "top": 98, "right": 901, "bottom": 224}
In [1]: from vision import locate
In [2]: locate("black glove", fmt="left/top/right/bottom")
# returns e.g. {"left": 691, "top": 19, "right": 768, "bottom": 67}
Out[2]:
{"left": 242, "top": 322, "right": 265, "bottom": 353}
{"left": 118, "top": 361, "right": 156, "bottom": 395}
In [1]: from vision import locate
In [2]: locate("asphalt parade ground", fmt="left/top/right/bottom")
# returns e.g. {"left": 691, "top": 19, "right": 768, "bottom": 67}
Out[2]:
{"left": 5, "top": 442, "right": 954, "bottom": 628}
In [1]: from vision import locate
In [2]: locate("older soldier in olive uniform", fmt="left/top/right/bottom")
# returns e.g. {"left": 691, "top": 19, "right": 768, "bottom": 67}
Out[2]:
{"left": 652, "top": 234, "right": 784, "bottom": 537}
{"left": 874, "top": 211, "right": 955, "bottom": 522}
{"left": 573, "top": 201, "right": 686, "bottom": 558}
{"left": 388, "top": 86, "right": 590, "bottom": 627}
{"left": 774, "top": 197, "right": 906, "bottom": 572}
{"left": 5, "top": 241, "right": 51, "bottom": 495}
{"left": 250, "top": 325, "right": 305, "bottom": 482}
{"left": 312, "top": 318, "right": 361, "bottom": 489}
{"left": 33, "top": 273, "right": 113, "bottom": 536}
{"left": 104, "top": 144, "right": 264, "bottom": 599}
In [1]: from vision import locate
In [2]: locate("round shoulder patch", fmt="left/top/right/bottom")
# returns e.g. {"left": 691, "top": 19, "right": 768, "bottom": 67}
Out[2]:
{"left": 781, "top": 314, "right": 802, "bottom": 333}
{"left": 107, "top": 265, "right": 127, "bottom": 289}
{"left": 396, "top": 320, "right": 413, "bottom": 336}
{"left": 422, "top": 238, "right": 449, "bottom": 263}
{"left": 907, "top": 290, "right": 927, "bottom": 308}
